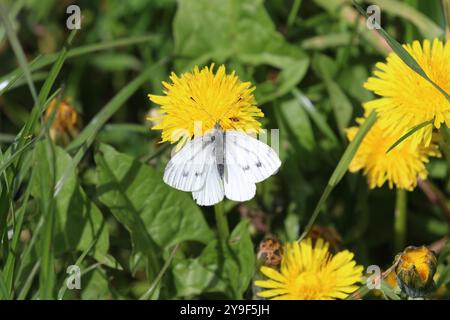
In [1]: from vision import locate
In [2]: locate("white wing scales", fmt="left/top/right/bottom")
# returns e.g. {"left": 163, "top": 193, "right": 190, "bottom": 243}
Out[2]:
{"left": 163, "top": 136, "right": 212, "bottom": 192}
{"left": 223, "top": 152, "right": 256, "bottom": 202}
{"left": 192, "top": 148, "right": 225, "bottom": 206}
{"left": 225, "top": 131, "right": 281, "bottom": 184}
{"left": 163, "top": 129, "right": 281, "bottom": 206}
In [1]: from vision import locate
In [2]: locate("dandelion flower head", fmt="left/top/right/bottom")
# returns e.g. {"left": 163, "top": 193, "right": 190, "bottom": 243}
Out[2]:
{"left": 148, "top": 64, "right": 264, "bottom": 147}
{"left": 255, "top": 238, "right": 363, "bottom": 300}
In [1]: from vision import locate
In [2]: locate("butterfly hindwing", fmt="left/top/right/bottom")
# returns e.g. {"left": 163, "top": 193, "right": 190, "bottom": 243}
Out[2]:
{"left": 223, "top": 147, "right": 256, "bottom": 202}
{"left": 192, "top": 147, "right": 225, "bottom": 206}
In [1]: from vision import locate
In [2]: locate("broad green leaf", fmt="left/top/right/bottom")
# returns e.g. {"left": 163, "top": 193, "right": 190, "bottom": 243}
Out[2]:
{"left": 32, "top": 140, "right": 56, "bottom": 299}
{"left": 325, "top": 80, "right": 353, "bottom": 136}
{"left": 292, "top": 89, "right": 339, "bottom": 144}
{"left": 312, "top": 54, "right": 353, "bottom": 135}
{"left": 81, "top": 268, "right": 111, "bottom": 300}
{"left": 30, "top": 142, "right": 109, "bottom": 260}
{"left": 173, "top": 220, "right": 254, "bottom": 298}
{"left": 436, "top": 266, "right": 450, "bottom": 288}
{"left": 278, "top": 99, "right": 315, "bottom": 151}
{"left": 312, "top": 53, "right": 338, "bottom": 80}
{"left": 95, "top": 144, "right": 214, "bottom": 279}
{"left": 174, "top": 0, "right": 309, "bottom": 102}
{"left": 172, "top": 241, "right": 228, "bottom": 297}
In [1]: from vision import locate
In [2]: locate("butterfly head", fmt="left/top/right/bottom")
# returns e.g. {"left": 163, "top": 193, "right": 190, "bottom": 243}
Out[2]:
{"left": 214, "top": 121, "right": 223, "bottom": 131}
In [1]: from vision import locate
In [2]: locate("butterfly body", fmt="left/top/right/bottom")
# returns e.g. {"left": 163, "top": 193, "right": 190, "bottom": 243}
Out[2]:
{"left": 163, "top": 124, "right": 281, "bottom": 206}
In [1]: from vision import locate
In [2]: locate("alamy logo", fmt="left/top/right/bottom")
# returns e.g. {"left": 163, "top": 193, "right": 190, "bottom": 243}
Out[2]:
{"left": 66, "top": 5, "right": 81, "bottom": 30}
{"left": 66, "top": 265, "right": 81, "bottom": 290}
{"left": 366, "top": 5, "right": 381, "bottom": 30}
{"left": 366, "top": 265, "right": 382, "bottom": 290}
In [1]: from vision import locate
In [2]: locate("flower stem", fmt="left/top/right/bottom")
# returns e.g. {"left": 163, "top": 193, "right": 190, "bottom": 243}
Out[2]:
{"left": 214, "top": 202, "right": 229, "bottom": 244}
{"left": 394, "top": 188, "right": 407, "bottom": 253}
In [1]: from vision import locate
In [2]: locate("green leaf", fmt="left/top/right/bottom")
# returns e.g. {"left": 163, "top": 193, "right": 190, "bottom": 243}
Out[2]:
{"left": 31, "top": 143, "right": 109, "bottom": 260}
{"left": 436, "top": 266, "right": 450, "bottom": 288}
{"left": 0, "top": 270, "right": 10, "bottom": 300}
{"left": 0, "top": 35, "right": 159, "bottom": 96}
{"left": 95, "top": 144, "right": 214, "bottom": 278}
{"left": 0, "top": 3, "right": 38, "bottom": 104}
{"left": 292, "top": 89, "right": 339, "bottom": 144}
{"left": 278, "top": 99, "right": 315, "bottom": 151}
{"left": 312, "top": 54, "right": 352, "bottom": 136}
{"left": 325, "top": 80, "right": 353, "bottom": 136}
{"left": 90, "top": 53, "right": 142, "bottom": 72}
{"left": 32, "top": 140, "right": 57, "bottom": 300}
{"left": 173, "top": 220, "right": 254, "bottom": 298}
{"left": 174, "top": 0, "right": 309, "bottom": 103}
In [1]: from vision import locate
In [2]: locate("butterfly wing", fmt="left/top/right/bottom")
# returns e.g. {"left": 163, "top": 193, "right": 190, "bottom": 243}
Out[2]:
{"left": 225, "top": 130, "right": 281, "bottom": 184}
{"left": 163, "top": 135, "right": 213, "bottom": 192}
{"left": 192, "top": 146, "right": 225, "bottom": 206}
{"left": 223, "top": 154, "right": 256, "bottom": 202}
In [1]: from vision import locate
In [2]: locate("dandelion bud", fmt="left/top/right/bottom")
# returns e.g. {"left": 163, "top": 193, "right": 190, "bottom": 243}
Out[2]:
{"left": 395, "top": 246, "right": 437, "bottom": 298}
{"left": 45, "top": 98, "right": 80, "bottom": 146}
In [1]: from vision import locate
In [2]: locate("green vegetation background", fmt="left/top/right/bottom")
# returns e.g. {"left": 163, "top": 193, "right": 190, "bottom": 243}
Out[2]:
{"left": 0, "top": 0, "right": 449, "bottom": 299}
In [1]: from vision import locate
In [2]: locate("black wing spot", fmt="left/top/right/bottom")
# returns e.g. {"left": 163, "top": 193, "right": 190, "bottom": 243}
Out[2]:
{"left": 243, "top": 165, "right": 250, "bottom": 171}
{"left": 256, "top": 162, "right": 262, "bottom": 167}
{"left": 195, "top": 172, "right": 202, "bottom": 177}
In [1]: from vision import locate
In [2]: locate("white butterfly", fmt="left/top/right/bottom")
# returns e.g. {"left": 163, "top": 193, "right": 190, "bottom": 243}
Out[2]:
{"left": 163, "top": 123, "right": 281, "bottom": 206}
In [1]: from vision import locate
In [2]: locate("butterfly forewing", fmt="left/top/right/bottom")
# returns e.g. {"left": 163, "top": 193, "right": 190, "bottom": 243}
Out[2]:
{"left": 163, "top": 135, "right": 213, "bottom": 192}
{"left": 225, "top": 130, "right": 281, "bottom": 184}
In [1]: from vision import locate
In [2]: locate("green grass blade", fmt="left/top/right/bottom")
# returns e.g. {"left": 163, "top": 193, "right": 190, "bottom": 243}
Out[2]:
{"left": 0, "top": 3, "right": 38, "bottom": 104}
{"left": 36, "top": 139, "right": 57, "bottom": 300}
{"left": 2, "top": 187, "right": 31, "bottom": 294}
{"left": 139, "top": 243, "right": 180, "bottom": 300}
{"left": 0, "top": 35, "right": 159, "bottom": 96}
{"left": 0, "top": 270, "right": 10, "bottom": 300}
{"left": 287, "top": 0, "right": 302, "bottom": 28}
{"left": 299, "top": 111, "right": 377, "bottom": 240}
{"left": 19, "top": 29, "right": 77, "bottom": 149}
{"left": 0, "top": 88, "right": 62, "bottom": 176}
{"left": 386, "top": 119, "right": 434, "bottom": 153}
{"left": 17, "top": 260, "right": 40, "bottom": 300}
{"left": 353, "top": 0, "right": 450, "bottom": 102}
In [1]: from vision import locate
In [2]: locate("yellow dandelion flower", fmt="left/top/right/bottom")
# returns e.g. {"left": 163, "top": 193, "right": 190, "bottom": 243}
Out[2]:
{"left": 148, "top": 64, "right": 264, "bottom": 147}
{"left": 346, "top": 117, "right": 440, "bottom": 190}
{"left": 364, "top": 38, "right": 450, "bottom": 147}
{"left": 254, "top": 238, "right": 363, "bottom": 300}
